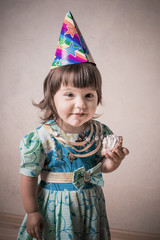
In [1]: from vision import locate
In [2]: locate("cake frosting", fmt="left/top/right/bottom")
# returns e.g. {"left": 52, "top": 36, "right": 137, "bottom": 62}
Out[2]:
{"left": 101, "top": 135, "right": 123, "bottom": 155}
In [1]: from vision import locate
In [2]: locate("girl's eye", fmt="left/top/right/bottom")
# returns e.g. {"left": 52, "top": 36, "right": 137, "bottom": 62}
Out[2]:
{"left": 85, "top": 93, "right": 94, "bottom": 98}
{"left": 65, "top": 93, "right": 74, "bottom": 97}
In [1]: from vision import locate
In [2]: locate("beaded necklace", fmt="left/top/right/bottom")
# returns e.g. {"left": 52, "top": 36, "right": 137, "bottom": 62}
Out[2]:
{"left": 43, "top": 121, "right": 103, "bottom": 159}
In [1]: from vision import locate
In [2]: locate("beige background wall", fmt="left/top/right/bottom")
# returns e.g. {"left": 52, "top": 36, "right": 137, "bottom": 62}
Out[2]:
{"left": 0, "top": 0, "right": 160, "bottom": 235}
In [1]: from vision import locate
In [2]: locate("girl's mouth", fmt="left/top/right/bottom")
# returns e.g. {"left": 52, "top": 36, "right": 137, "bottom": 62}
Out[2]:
{"left": 72, "top": 113, "right": 86, "bottom": 116}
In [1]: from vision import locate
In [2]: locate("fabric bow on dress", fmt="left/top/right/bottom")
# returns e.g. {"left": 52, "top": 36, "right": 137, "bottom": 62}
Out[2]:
{"left": 72, "top": 163, "right": 104, "bottom": 190}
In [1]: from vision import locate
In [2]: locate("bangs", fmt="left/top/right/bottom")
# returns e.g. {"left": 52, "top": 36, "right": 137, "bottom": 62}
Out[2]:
{"left": 60, "top": 63, "right": 101, "bottom": 90}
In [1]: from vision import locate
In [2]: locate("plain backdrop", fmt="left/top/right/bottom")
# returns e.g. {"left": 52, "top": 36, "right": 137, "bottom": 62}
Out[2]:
{"left": 0, "top": 0, "right": 160, "bottom": 234}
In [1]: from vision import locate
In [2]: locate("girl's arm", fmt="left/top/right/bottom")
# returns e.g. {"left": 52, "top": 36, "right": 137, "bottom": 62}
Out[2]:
{"left": 101, "top": 147, "right": 129, "bottom": 173}
{"left": 20, "top": 175, "right": 44, "bottom": 240}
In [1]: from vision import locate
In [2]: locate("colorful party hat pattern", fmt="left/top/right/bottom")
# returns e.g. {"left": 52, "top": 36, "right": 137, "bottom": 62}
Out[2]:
{"left": 51, "top": 11, "right": 95, "bottom": 69}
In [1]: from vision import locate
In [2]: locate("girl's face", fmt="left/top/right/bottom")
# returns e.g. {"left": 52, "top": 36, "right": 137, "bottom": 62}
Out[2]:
{"left": 54, "top": 83, "right": 98, "bottom": 133}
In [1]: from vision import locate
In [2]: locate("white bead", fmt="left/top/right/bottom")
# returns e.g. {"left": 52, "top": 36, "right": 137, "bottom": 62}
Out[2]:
{"left": 95, "top": 136, "right": 99, "bottom": 141}
{"left": 86, "top": 137, "right": 90, "bottom": 142}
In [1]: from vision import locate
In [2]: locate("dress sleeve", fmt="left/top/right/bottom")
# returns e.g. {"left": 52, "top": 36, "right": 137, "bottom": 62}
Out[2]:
{"left": 20, "top": 130, "right": 46, "bottom": 177}
{"left": 95, "top": 123, "right": 113, "bottom": 163}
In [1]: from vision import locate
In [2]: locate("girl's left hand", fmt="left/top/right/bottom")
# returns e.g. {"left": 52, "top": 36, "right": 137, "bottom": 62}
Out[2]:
{"left": 106, "top": 147, "right": 129, "bottom": 163}
{"left": 101, "top": 147, "right": 129, "bottom": 173}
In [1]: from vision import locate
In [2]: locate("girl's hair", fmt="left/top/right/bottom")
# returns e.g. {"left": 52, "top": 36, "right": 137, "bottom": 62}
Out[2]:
{"left": 34, "top": 62, "right": 102, "bottom": 121}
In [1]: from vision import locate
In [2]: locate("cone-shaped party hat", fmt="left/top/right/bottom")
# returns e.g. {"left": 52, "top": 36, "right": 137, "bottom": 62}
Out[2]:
{"left": 51, "top": 11, "right": 95, "bottom": 69}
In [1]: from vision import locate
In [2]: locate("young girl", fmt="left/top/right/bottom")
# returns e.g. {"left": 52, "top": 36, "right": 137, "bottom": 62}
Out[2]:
{"left": 18, "top": 12, "right": 129, "bottom": 240}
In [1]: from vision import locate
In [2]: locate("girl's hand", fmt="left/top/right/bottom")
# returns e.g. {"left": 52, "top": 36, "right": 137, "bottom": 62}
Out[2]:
{"left": 101, "top": 147, "right": 129, "bottom": 173}
{"left": 26, "top": 212, "right": 44, "bottom": 240}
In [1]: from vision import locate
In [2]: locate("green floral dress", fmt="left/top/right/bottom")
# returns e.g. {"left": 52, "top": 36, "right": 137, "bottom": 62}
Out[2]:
{"left": 17, "top": 120, "right": 112, "bottom": 240}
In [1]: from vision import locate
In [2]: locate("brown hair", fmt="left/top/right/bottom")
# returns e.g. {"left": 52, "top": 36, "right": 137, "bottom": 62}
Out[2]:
{"left": 34, "top": 62, "right": 102, "bottom": 121}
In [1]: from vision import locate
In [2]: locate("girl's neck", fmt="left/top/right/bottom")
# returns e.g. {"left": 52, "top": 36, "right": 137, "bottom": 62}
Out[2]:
{"left": 56, "top": 118, "right": 89, "bottom": 134}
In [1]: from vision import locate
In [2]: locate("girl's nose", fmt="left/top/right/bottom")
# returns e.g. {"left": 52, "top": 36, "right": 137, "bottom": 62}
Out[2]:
{"left": 75, "top": 97, "right": 86, "bottom": 109}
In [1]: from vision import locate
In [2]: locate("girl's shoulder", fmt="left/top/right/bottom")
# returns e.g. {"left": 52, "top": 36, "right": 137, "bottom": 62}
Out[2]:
{"left": 20, "top": 120, "right": 55, "bottom": 148}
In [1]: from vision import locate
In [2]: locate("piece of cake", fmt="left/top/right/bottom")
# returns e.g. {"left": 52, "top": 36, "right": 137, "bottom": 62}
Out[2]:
{"left": 101, "top": 135, "right": 123, "bottom": 155}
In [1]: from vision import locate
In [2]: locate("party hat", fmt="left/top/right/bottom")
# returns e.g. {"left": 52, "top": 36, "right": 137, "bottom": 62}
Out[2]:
{"left": 51, "top": 11, "right": 95, "bottom": 69}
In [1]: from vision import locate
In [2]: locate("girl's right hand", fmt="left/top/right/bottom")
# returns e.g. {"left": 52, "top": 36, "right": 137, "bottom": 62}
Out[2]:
{"left": 26, "top": 212, "right": 44, "bottom": 240}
